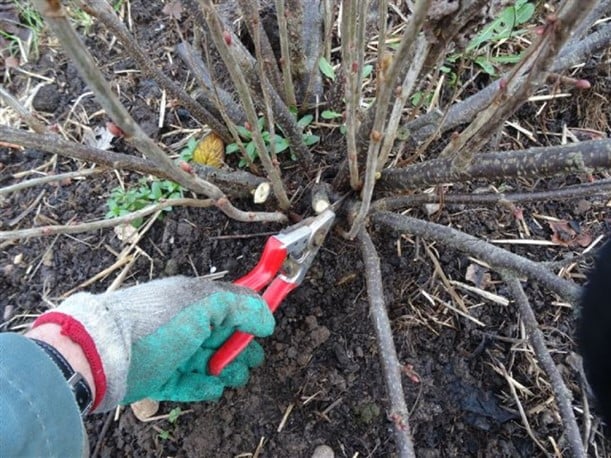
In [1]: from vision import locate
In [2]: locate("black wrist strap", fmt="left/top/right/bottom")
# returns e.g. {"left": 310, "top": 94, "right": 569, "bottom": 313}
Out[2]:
{"left": 31, "top": 338, "right": 93, "bottom": 416}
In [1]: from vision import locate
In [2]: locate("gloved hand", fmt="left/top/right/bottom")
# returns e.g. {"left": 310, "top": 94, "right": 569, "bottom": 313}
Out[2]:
{"left": 32, "top": 276, "right": 275, "bottom": 412}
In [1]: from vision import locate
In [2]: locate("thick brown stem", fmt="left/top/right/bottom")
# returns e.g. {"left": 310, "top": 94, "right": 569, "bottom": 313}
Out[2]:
{"left": 503, "top": 275, "right": 586, "bottom": 458}
{"left": 372, "top": 178, "right": 611, "bottom": 212}
{"left": 359, "top": 229, "right": 416, "bottom": 458}
{"left": 379, "top": 139, "right": 611, "bottom": 192}
{"left": 372, "top": 212, "right": 581, "bottom": 302}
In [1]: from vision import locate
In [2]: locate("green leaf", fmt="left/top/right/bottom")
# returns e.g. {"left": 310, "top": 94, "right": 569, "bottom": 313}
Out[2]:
{"left": 492, "top": 53, "right": 524, "bottom": 64}
{"left": 226, "top": 143, "right": 240, "bottom": 154}
{"left": 274, "top": 136, "right": 290, "bottom": 153}
{"left": 303, "top": 134, "right": 320, "bottom": 146}
{"left": 150, "top": 181, "right": 162, "bottom": 200}
{"left": 474, "top": 56, "right": 496, "bottom": 75}
{"left": 297, "top": 114, "right": 313, "bottom": 128}
{"left": 257, "top": 117, "right": 266, "bottom": 132}
{"left": 168, "top": 407, "right": 182, "bottom": 424}
{"left": 467, "top": 1, "right": 534, "bottom": 52}
{"left": 236, "top": 125, "right": 252, "bottom": 140}
{"left": 246, "top": 141, "right": 257, "bottom": 159}
{"left": 321, "top": 110, "right": 342, "bottom": 120}
{"left": 410, "top": 91, "right": 423, "bottom": 107}
{"left": 179, "top": 137, "right": 198, "bottom": 162}
{"left": 362, "top": 64, "right": 373, "bottom": 79}
{"left": 319, "top": 56, "right": 335, "bottom": 80}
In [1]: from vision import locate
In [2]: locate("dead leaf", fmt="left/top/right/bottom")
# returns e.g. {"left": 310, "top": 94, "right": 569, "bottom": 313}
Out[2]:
{"left": 465, "top": 263, "right": 491, "bottom": 290}
{"left": 162, "top": 0, "right": 184, "bottom": 19}
{"left": 193, "top": 132, "right": 224, "bottom": 167}
{"left": 549, "top": 220, "right": 592, "bottom": 248}
{"left": 106, "top": 121, "right": 125, "bottom": 138}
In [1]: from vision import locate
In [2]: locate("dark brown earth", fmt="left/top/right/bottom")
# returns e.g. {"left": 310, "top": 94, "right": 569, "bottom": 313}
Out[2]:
{"left": 1, "top": 1, "right": 610, "bottom": 457}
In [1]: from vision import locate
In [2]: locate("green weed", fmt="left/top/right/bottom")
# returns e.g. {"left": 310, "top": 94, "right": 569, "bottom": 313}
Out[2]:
{"left": 447, "top": 0, "right": 536, "bottom": 77}
{"left": 156, "top": 407, "right": 183, "bottom": 442}
{"left": 106, "top": 178, "right": 184, "bottom": 228}
{"left": 226, "top": 115, "right": 320, "bottom": 167}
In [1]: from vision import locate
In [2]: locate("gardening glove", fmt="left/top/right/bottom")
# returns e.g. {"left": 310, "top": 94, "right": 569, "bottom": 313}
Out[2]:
{"left": 32, "top": 276, "right": 275, "bottom": 412}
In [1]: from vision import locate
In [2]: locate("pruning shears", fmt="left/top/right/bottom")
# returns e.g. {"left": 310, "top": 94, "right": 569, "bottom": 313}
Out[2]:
{"left": 208, "top": 207, "right": 336, "bottom": 376}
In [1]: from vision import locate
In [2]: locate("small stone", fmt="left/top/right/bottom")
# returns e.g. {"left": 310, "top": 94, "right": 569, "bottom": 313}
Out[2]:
{"left": 32, "top": 84, "right": 61, "bottom": 112}
{"left": 130, "top": 398, "right": 159, "bottom": 421}
{"left": 312, "top": 444, "right": 334, "bottom": 458}
{"left": 164, "top": 258, "right": 179, "bottom": 276}
{"left": 424, "top": 203, "right": 441, "bottom": 216}
{"left": 574, "top": 199, "right": 591, "bottom": 215}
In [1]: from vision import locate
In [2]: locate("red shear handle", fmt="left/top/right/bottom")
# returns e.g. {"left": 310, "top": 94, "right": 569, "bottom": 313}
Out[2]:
{"left": 208, "top": 277, "right": 298, "bottom": 376}
{"left": 234, "top": 237, "right": 287, "bottom": 291}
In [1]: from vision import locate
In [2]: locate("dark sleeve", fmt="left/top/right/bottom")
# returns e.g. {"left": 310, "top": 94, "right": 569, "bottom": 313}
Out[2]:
{"left": 0, "top": 332, "right": 85, "bottom": 457}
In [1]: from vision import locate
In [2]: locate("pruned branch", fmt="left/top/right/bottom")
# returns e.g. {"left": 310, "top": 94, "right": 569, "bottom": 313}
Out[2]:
{"left": 359, "top": 229, "right": 416, "bottom": 458}
{"left": 0, "top": 197, "right": 213, "bottom": 241}
{"left": 372, "top": 211, "right": 581, "bottom": 302}
{"left": 502, "top": 274, "right": 585, "bottom": 458}
{"left": 0, "top": 126, "right": 267, "bottom": 199}
{"left": 379, "top": 139, "right": 611, "bottom": 193}
{"left": 372, "top": 177, "right": 611, "bottom": 212}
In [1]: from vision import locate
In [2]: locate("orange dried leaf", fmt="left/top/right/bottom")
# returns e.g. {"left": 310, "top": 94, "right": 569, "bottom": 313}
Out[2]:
{"left": 193, "top": 133, "right": 224, "bottom": 168}
{"left": 549, "top": 220, "right": 592, "bottom": 248}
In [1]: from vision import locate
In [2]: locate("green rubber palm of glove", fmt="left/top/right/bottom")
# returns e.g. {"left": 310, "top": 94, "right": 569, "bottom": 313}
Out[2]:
{"left": 122, "top": 301, "right": 269, "bottom": 404}
{"left": 40, "top": 277, "right": 275, "bottom": 412}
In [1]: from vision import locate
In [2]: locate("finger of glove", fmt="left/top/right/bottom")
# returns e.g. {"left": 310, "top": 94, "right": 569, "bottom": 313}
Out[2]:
{"left": 202, "top": 327, "right": 235, "bottom": 349}
{"left": 212, "top": 341, "right": 264, "bottom": 387}
{"left": 148, "top": 371, "right": 227, "bottom": 402}
{"left": 231, "top": 340, "right": 265, "bottom": 369}
{"left": 181, "top": 340, "right": 263, "bottom": 374}
{"left": 204, "top": 293, "right": 275, "bottom": 338}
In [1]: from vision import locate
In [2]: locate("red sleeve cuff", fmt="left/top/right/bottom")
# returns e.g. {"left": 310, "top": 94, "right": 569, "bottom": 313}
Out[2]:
{"left": 33, "top": 312, "right": 107, "bottom": 411}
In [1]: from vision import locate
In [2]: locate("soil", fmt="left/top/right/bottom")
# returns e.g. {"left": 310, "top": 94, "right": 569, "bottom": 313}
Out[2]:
{"left": 1, "top": 1, "right": 610, "bottom": 457}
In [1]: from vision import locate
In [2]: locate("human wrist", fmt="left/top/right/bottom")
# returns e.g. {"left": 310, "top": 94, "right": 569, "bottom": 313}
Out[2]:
{"left": 26, "top": 323, "right": 97, "bottom": 405}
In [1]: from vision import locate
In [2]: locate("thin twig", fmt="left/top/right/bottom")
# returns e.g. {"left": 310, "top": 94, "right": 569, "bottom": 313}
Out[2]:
{"left": 236, "top": 0, "right": 285, "bottom": 100}
{"left": 377, "top": 33, "right": 428, "bottom": 171}
{"left": 0, "top": 125, "right": 269, "bottom": 199}
{"left": 438, "top": 0, "right": 596, "bottom": 170}
{"left": 358, "top": 229, "right": 416, "bottom": 458}
{"left": 347, "top": 0, "right": 432, "bottom": 238}
{"left": 0, "top": 198, "right": 213, "bottom": 241}
{"left": 372, "top": 177, "right": 611, "bottom": 211}
{"left": 372, "top": 212, "right": 581, "bottom": 302}
{"left": 503, "top": 274, "right": 586, "bottom": 458}
{"left": 196, "top": 0, "right": 290, "bottom": 209}
{"left": 0, "top": 84, "right": 46, "bottom": 133}
{"left": 274, "top": 0, "right": 297, "bottom": 107}
{"left": 79, "top": 0, "right": 233, "bottom": 141}
{"left": 0, "top": 168, "right": 103, "bottom": 196}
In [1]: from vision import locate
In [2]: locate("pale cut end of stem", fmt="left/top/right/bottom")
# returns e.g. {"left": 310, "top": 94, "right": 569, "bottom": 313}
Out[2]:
{"left": 253, "top": 182, "right": 271, "bottom": 204}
